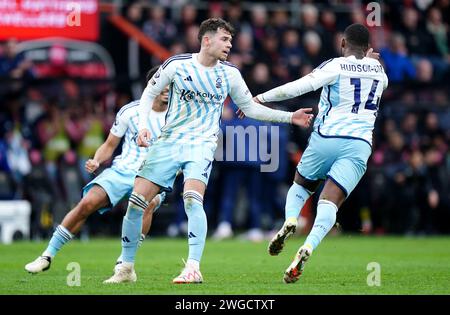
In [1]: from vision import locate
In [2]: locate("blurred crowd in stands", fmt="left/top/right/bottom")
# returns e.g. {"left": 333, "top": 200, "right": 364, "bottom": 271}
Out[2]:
{"left": 0, "top": 0, "right": 449, "bottom": 241}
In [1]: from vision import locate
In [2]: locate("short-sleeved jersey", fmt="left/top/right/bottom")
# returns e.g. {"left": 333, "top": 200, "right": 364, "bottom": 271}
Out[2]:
{"left": 110, "top": 100, "right": 167, "bottom": 172}
{"left": 309, "top": 56, "right": 388, "bottom": 146}
{"left": 145, "top": 53, "right": 253, "bottom": 146}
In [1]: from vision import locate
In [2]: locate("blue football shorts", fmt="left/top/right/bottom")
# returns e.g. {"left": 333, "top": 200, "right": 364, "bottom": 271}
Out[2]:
{"left": 82, "top": 167, "right": 135, "bottom": 214}
{"left": 137, "top": 140, "right": 215, "bottom": 192}
{"left": 297, "top": 131, "right": 372, "bottom": 197}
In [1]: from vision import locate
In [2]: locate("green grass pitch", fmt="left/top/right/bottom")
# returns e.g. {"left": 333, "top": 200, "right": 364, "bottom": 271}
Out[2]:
{"left": 1, "top": 236, "right": 449, "bottom": 295}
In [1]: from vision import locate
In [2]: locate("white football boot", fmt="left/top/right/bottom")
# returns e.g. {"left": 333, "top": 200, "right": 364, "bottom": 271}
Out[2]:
{"left": 103, "top": 262, "right": 137, "bottom": 284}
{"left": 25, "top": 256, "right": 52, "bottom": 274}
{"left": 283, "top": 244, "right": 313, "bottom": 283}
{"left": 268, "top": 217, "right": 297, "bottom": 256}
{"left": 172, "top": 260, "right": 203, "bottom": 284}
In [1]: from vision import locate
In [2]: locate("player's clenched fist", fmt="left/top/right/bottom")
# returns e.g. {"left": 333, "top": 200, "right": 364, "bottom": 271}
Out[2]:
{"left": 366, "top": 48, "right": 380, "bottom": 60}
{"left": 85, "top": 159, "right": 100, "bottom": 173}
{"left": 137, "top": 129, "right": 151, "bottom": 147}
{"left": 291, "top": 107, "right": 314, "bottom": 128}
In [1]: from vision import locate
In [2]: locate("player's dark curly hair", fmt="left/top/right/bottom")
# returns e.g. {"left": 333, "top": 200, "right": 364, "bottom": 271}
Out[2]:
{"left": 145, "top": 65, "right": 160, "bottom": 84}
{"left": 344, "top": 23, "right": 370, "bottom": 49}
{"left": 198, "top": 18, "right": 235, "bottom": 43}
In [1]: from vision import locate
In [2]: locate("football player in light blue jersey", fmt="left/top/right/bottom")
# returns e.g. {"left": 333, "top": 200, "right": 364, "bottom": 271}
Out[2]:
{"left": 24, "top": 66, "right": 168, "bottom": 274}
{"left": 104, "top": 18, "right": 314, "bottom": 284}
{"left": 253, "top": 24, "right": 388, "bottom": 283}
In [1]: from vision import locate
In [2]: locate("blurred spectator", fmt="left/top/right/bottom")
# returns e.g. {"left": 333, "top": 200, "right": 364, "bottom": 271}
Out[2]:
{"left": 381, "top": 33, "right": 417, "bottom": 83}
{"left": 184, "top": 25, "right": 201, "bottom": 52}
{"left": 208, "top": 2, "right": 224, "bottom": 19}
{"left": 0, "top": 39, "right": 34, "bottom": 79}
{"left": 125, "top": 1, "right": 144, "bottom": 27}
{"left": 400, "top": 7, "right": 439, "bottom": 58}
{"left": 280, "top": 28, "right": 303, "bottom": 78}
{"left": 176, "top": 4, "right": 199, "bottom": 35}
{"left": 0, "top": 139, "right": 16, "bottom": 200}
{"left": 35, "top": 102, "right": 72, "bottom": 181}
{"left": 424, "top": 147, "right": 450, "bottom": 233}
{"left": 400, "top": 112, "right": 420, "bottom": 149}
{"left": 143, "top": 5, "right": 177, "bottom": 46}
{"left": 72, "top": 103, "right": 106, "bottom": 183}
{"left": 271, "top": 8, "right": 290, "bottom": 38}
{"left": 226, "top": 1, "right": 242, "bottom": 28}
{"left": 23, "top": 150, "right": 57, "bottom": 239}
{"left": 300, "top": 4, "right": 323, "bottom": 35}
{"left": 302, "top": 30, "right": 323, "bottom": 67}
{"left": 249, "top": 4, "right": 269, "bottom": 50}
{"left": 4, "top": 123, "right": 31, "bottom": 186}
{"left": 421, "top": 112, "right": 446, "bottom": 149}
{"left": 425, "top": 7, "right": 450, "bottom": 78}
{"left": 247, "top": 63, "right": 273, "bottom": 94}
{"left": 320, "top": 9, "right": 339, "bottom": 59}
{"left": 254, "top": 32, "right": 280, "bottom": 72}
{"left": 415, "top": 58, "right": 434, "bottom": 82}
{"left": 233, "top": 32, "right": 255, "bottom": 71}
{"left": 426, "top": 7, "right": 449, "bottom": 61}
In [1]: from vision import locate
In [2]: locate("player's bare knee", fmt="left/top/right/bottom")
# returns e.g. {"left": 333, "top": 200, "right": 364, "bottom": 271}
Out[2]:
{"left": 77, "top": 198, "right": 97, "bottom": 218}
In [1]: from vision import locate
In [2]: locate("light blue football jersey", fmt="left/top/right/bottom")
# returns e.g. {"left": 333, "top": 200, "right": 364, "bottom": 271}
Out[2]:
{"left": 110, "top": 100, "right": 167, "bottom": 173}
{"left": 140, "top": 53, "right": 254, "bottom": 147}
{"left": 311, "top": 56, "right": 388, "bottom": 146}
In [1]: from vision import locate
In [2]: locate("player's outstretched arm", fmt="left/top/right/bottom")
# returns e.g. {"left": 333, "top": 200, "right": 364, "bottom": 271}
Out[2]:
{"left": 85, "top": 133, "right": 121, "bottom": 173}
{"left": 256, "top": 59, "right": 339, "bottom": 105}
{"left": 230, "top": 67, "right": 314, "bottom": 127}
{"left": 236, "top": 99, "right": 314, "bottom": 128}
{"left": 237, "top": 98, "right": 314, "bottom": 128}
{"left": 255, "top": 76, "right": 316, "bottom": 104}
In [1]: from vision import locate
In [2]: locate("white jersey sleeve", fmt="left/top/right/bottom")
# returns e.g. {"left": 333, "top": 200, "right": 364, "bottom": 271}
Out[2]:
{"left": 229, "top": 68, "right": 293, "bottom": 123}
{"left": 308, "top": 59, "right": 341, "bottom": 90}
{"left": 110, "top": 101, "right": 139, "bottom": 138}
{"left": 110, "top": 100, "right": 166, "bottom": 173}
{"left": 383, "top": 72, "right": 389, "bottom": 90}
{"left": 259, "top": 58, "right": 340, "bottom": 103}
{"left": 313, "top": 56, "right": 388, "bottom": 145}
{"left": 138, "top": 62, "right": 174, "bottom": 130}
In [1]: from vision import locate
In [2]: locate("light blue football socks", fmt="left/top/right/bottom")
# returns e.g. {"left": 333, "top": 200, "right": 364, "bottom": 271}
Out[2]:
{"left": 304, "top": 199, "right": 337, "bottom": 250}
{"left": 116, "top": 192, "right": 167, "bottom": 263}
{"left": 43, "top": 225, "right": 74, "bottom": 258}
{"left": 183, "top": 190, "right": 207, "bottom": 265}
{"left": 120, "top": 192, "right": 148, "bottom": 263}
{"left": 285, "top": 181, "right": 313, "bottom": 220}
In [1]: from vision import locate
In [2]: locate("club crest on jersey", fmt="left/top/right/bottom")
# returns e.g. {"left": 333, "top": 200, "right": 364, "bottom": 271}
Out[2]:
{"left": 215, "top": 77, "right": 222, "bottom": 89}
